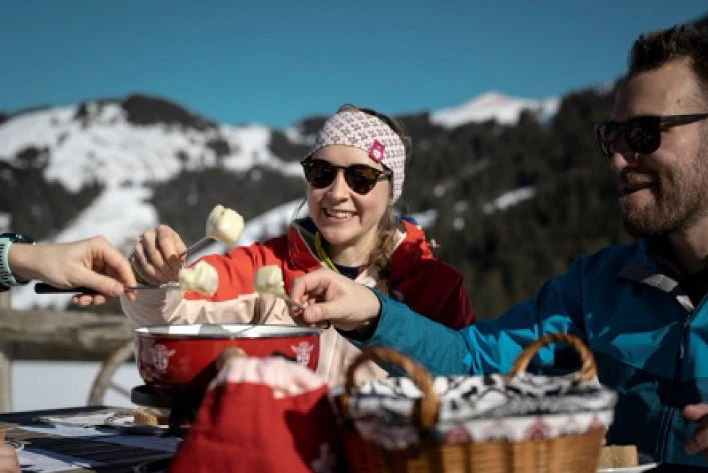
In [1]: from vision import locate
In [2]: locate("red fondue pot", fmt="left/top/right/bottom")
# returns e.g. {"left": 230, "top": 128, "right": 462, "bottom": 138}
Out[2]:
{"left": 134, "top": 324, "right": 321, "bottom": 394}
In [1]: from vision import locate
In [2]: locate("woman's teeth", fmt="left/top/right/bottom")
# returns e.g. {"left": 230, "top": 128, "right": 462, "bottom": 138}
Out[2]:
{"left": 326, "top": 210, "right": 352, "bottom": 219}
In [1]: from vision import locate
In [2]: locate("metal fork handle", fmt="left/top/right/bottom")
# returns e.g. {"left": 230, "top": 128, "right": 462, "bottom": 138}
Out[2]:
{"left": 34, "top": 283, "right": 180, "bottom": 295}
{"left": 178, "top": 237, "right": 213, "bottom": 259}
{"left": 279, "top": 293, "right": 305, "bottom": 311}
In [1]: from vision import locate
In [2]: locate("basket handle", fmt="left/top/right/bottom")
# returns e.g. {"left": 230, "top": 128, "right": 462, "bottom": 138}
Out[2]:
{"left": 507, "top": 333, "right": 597, "bottom": 381}
{"left": 342, "top": 346, "right": 439, "bottom": 431}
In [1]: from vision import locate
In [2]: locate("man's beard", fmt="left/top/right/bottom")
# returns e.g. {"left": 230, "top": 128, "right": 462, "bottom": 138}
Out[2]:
{"left": 620, "top": 145, "right": 708, "bottom": 238}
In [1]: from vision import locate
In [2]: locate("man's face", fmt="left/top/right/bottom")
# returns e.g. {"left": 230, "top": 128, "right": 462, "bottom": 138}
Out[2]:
{"left": 609, "top": 59, "right": 708, "bottom": 237}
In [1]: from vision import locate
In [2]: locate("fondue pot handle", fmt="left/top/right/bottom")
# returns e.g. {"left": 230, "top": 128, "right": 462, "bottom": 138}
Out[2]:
{"left": 216, "top": 347, "right": 246, "bottom": 371}
{"left": 341, "top": 346, "right": 439, "bottom": 432}
{"left": 507, "top": 332, "right": 597, "bottom": 381}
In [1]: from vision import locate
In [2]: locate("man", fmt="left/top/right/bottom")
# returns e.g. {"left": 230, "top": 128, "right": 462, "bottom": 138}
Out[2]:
{"left": 291, "top": 25, "right": 708, "bottom": 467}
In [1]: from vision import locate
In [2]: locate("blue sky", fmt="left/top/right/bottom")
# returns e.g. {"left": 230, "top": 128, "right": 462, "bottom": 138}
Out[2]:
{"left": 1, "top": 1, "right": 706, "bottom": 128}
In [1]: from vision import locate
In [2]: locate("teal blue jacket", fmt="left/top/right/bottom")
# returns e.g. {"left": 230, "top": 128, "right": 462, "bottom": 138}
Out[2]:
{"left": 354, "top": 240, "right": 708, "bottom": 467}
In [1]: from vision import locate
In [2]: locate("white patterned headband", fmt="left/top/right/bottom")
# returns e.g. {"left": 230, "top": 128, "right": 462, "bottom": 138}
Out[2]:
{"left": 307, "top": 109, "right": 406, "bottom": 202}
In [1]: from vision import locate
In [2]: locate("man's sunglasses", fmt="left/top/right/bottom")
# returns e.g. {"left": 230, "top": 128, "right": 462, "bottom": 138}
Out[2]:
{"left": 595, "top": 113, "right": 708, "bottom": 158}
{"left": 300, "top": 159, "right": 392, "bottom": 195}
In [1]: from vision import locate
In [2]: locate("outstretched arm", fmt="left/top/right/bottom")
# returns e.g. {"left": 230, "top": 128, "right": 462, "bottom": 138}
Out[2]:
{"left": 292, "top": 266, "right": 584, "bottom": 377}
{"left": 9, "top": 235, "right": 137, "bottom": 305}
{"left": 291, "top": 268, "right": 473, "bottom": 374}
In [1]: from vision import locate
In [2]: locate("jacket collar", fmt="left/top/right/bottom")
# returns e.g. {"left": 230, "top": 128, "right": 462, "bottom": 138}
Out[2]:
{"left": 287, "top": 219, "right": 324, "bottom": 273}
{"left": 285, "top": 218, "right": 434, "bottom": 283}
{"left": 616, "top": 239, "right": 694, "bottom": 312}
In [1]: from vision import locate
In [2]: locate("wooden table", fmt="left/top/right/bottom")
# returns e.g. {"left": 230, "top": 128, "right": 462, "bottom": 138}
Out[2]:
{"left": 0, "top": 405, "right": 179, "bottom": 472}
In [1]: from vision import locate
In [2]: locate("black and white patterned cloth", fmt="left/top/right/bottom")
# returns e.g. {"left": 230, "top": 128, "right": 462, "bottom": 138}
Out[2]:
{"left": 336, "top": 373, "right": 616, "bottom": 450}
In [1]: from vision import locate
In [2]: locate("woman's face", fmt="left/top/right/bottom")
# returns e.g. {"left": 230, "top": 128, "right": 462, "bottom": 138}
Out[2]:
{"left": 306, "top": 144, "right": 391, "bottom": 254}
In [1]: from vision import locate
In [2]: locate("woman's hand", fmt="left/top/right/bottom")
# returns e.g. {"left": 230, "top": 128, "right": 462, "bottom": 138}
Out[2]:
{"left": 130, "top": 225, "right": 187, "bottom": 287}
{"left": 290, "top": 268, "right": 381, "bottom": 331}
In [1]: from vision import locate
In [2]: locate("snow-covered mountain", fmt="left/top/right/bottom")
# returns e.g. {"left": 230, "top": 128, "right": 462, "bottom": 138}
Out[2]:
{"left": 0, "top": 92, "right": 558, "bottom": 309}
{"left": 430, "top": 91, "right": 559, "bottom": 128}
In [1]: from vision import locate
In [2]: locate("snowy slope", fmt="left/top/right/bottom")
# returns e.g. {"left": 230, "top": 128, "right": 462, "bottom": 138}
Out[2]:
{"left": 430, "top": 91, "right": 559, "bottom": 128}
{"left": 0, "top": 104, "right": 289, "bottom": 191}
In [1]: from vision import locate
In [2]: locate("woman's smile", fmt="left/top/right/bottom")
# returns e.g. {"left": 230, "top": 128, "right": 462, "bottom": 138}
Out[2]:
{"left": 323, "top": 208, "right": 356, "bottom": 222}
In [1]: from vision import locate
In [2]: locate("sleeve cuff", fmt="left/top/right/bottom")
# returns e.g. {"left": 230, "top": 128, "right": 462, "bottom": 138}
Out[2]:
{"left": 338, "top": 287, "right": 384, "bottom": 342}
{"left": 0, "top": 238, "right": 29, "bottom": 287}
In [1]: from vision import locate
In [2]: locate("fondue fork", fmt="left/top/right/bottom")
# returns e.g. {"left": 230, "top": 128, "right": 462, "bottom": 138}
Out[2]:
{"left": 178, "top": 236, "right": 213, "bottom": 260}
{"left": 34, "top": 282, "right": 181, "bottom": 295}
{"left": 277, "top": 293, "right": 305, "bottom": 311}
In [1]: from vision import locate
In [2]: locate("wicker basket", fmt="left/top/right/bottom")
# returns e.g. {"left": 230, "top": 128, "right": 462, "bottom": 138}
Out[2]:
{"left": 336, "top": 333, "right": 607, "bottom": 473}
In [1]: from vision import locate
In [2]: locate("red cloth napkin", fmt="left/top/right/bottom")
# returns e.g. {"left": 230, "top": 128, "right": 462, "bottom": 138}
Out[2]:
{"left": 167, "top": 357, "right": 343, "bottom": 473}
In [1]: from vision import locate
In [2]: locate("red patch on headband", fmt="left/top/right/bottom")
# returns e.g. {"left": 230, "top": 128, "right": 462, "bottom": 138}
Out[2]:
{"left": 369, "top": 140, "right": 385, "bottom": 162}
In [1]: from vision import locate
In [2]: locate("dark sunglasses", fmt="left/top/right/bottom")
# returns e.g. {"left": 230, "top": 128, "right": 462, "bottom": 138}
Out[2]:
{"left": 300, "top": 159, "right": 392, "bottom": 195}
{"left": 595, "top": 113, "right": 708, "bottom": 158}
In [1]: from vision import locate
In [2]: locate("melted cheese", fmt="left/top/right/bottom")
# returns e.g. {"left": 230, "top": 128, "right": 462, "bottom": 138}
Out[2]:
{"left": 206, "top": 204, "right": 244, "bottom": 247}
{"left": 179, "top": 261, "right": 219, "bottom": 295}
{"left": 253, "top": 265, "right": 285, "bottom": 296}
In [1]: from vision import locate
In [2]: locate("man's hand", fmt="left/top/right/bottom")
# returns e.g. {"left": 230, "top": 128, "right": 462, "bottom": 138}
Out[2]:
{"left": 0, "top": 441, "right": 20, "bottom": 473}
{"left": 10, "top": 235, "right": 137, "bottom": 305}
{"left": 683, "top": 404, "right": 708, "bottom": 459}
{"left": 290, "top": 268, "right": 381, "bottom": 331}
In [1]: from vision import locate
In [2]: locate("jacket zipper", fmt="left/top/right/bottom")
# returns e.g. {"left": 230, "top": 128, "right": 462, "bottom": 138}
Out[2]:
{"left": 657, "top": 337, "right": 684, "bottom": 460}
{"left": 659, "top": 302, "right": 700, "bottom": 461}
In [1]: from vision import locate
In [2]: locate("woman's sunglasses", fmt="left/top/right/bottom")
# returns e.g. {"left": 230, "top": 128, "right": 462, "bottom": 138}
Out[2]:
{"left": 595, "top": 113, "right": 708, "bottom": 158}
{"left": 300, "top": 159, "right": 392, "bottom": 195}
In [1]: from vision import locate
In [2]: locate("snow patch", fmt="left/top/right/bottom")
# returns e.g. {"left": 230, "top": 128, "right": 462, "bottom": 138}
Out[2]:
{"left": 431, "top": 91, "right": 559, "bottom": 128}
{"left": 484, "top": 186, "right": 536, "bottom": 214}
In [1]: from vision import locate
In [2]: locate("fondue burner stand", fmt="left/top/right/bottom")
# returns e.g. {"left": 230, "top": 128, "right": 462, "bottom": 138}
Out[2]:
{"left": 131, "top": 385, "right": 203, "bottom": 436}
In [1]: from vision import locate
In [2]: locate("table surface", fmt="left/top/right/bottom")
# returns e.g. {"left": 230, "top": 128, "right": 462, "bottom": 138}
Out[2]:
{"left": 0, "top": 405, "right": 179, "bottom": 473}
{"left": 2, "top": 407, "right": 707, "bottom": 473}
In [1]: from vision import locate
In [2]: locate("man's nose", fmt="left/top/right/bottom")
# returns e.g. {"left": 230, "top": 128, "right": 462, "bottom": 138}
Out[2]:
{"left": 608, "top": 136, "right": 639, "bottom": 172}
{"left": 609, "top": 149, "right": 640, "bottom": 173}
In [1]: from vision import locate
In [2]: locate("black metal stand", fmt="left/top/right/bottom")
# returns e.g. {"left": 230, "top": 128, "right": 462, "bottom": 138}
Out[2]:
{"left": 130, "top": 385, "right": 203, "bottom": 437}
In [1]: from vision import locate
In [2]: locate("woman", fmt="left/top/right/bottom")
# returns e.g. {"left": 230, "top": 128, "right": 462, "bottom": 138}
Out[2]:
{"left": 122, "top": 105, "right": 474, "bottom": 385}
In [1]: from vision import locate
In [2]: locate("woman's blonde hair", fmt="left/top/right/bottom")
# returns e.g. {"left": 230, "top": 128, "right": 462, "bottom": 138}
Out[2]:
{"left": 367, "top": 205, "right": 398, "bottom": 295}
